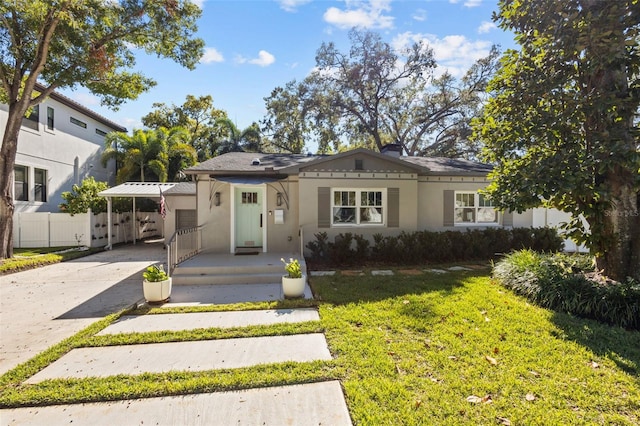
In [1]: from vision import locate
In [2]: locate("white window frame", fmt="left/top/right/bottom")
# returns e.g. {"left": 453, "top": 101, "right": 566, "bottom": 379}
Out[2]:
{"left": 454, "top": 191, "right": 499, "bottom": 225}
{"left": 34, "top": 168, "right": 48, "bottom": 203}
{"left": 331, "top": 188, "right": 386, "bottom": 227}
{"left": 14, "top": 165, "right": 29, "bottom": 202}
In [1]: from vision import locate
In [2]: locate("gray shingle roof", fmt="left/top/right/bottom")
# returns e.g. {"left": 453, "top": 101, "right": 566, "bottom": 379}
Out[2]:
{"left": 184, "top": 152, "right": 325, "bottom": 174}
{"left": 164, "top": 182, "right": 195, "bottom": 195}
{"left": 401, "top": 156, "right": 493, "bottom": 175}
{"left": 184, "top": 150, "right": 492, "bottom": 176}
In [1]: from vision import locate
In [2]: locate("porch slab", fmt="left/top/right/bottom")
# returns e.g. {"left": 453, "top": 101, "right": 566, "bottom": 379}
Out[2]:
{"left": 98, "top": 308, "right": 320, "bottom": 335}
{"left": 163, "top": 283, "right": 313, "bottom": 306}
{"left": 2, "top": 381, "right": 352, "bottom": 426}
{"left": 26, "top": 333, "right": 331, "bottom": 383}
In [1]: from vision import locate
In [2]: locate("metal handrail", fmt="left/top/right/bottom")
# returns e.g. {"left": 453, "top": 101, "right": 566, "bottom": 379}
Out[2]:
{"left": 166, "top": 224, "right": 204, "bottom": 276}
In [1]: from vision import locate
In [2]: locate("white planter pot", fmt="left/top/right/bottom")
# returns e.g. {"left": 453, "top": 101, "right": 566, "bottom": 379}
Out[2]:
{"left": 143, "top": 278, "right": 172, "bottom": 303}
{"left": 282, "top": 275, "right": 306, "bottom": 298}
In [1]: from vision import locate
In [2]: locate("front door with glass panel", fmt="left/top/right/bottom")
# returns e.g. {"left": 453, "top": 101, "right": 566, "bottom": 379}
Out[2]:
{"left": 235, "top": 188, "right": 263, "bottom": 248}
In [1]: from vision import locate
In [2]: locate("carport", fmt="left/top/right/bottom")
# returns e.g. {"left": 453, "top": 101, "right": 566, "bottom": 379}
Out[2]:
{"left": 98, "top": 182, "right": 177, "bottom": 249}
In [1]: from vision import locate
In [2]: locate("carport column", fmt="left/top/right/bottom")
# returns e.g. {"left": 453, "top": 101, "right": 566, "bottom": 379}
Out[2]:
{"left": 106, "top": 197, "right": 113, "bottom": 250}
{"left": 132, "top": 197, "right": 136, "bottom": 245}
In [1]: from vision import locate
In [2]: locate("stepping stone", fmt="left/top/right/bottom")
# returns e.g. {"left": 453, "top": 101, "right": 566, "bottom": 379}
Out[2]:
{"left": 26, "top": 334, "right": 331, "bottom": 383}
{"left": 311, "top": 270, "right": 336, "bottom": 276}
{"left": 98, "top": 309, "right": 320, "bottom": 335}
{"left": 398, "top": 269, "right": 423, "bottom": 275}
{"left": 371, "top": 270, "right": 394, "bottom": 276}
{"left": 341, "top": 270, "right": 364, "bottom": 276}
{"left": 3, "top": 381, "right": 352, "bottom": 425}
{"left": 447, "top": 266, "right": 472, "bottom": 271}
{"left": 425, "top": 269, "right": 448, "bottom": 274}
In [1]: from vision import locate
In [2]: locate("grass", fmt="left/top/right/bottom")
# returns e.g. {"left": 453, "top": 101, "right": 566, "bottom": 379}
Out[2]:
{"left": 1, "top": 268, "right": 638, "bottom": 425}
{"left": 0, "top": 246, "right": 103, "bottom": 274}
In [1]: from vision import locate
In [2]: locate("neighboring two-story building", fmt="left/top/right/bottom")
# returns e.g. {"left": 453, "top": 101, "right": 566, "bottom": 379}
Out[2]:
{"left": 0, "top": 84, "right": 126, "bottom": 212}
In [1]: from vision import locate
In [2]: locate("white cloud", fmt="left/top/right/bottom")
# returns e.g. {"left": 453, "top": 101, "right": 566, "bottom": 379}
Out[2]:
{"left": 200, "top": 47, "right": 224, "bottom": 64}
{"left": 478, "top": 21, "right": 496, "bottom": 34}
{"left": 464, "top": 0, "right": 482, "bottom": 7}
{"left": 277, "top": 0, "right": 312, "bottom": 12}
{"left": 412, "top": 9, "right": 427, "bottom": 22}
{"left": 250, "top": 50, "right": 276, "bottom": 67}
{"left": 73, "top": 92, "right": 100, "bottom": 106}
{"left": 449, "top": 0, "right": 482, "bottom": 7}
{"left": 237, "top": 50, "right": 276, "bottom": 67}
{"left": 392, "top": 31, "right": 492, "bottom": 78}
{"left": 323, "top": 0, "right": 394, "bottom": 30}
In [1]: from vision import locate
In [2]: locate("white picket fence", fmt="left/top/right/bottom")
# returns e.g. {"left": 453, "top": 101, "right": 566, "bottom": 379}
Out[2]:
{"left": 12, "top": 210, "right": 163, "bottom": 248}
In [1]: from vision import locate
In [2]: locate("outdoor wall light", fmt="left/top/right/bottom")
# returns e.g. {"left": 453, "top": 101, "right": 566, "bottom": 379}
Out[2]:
{"left": 214, "top": 192, "right": 220, "bottom": 206}
{"left": 276, "top": 192, "right": 283, "bottom": 206}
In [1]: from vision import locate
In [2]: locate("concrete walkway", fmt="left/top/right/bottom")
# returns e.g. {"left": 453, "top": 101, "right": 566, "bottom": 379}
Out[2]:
{"left": 0, "top": 241, "right": 165, "bottom": 375}
{"left": 1, "top": 245, "right": 353, "bottom": 425}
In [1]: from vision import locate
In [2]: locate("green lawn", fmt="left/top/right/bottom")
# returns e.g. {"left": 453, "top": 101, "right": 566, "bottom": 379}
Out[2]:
{"left": 1, "top": 269, "right": 638, "bottom": 425}
{"left": 0, "top": 247, "right": 102, "bottom": 274}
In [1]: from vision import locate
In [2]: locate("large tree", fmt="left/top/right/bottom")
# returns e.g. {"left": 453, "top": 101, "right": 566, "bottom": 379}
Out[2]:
{"left": 475, "top": 0, "right": 640, "bottom": 281}
{"left": 142, "top": 94, "right": 228, "bottom": 160}
{"left": 262, "top": 29, "right": 498, "bottom": 155}
{"left": 0, "top": 0, "right": 204, "bottom": 258}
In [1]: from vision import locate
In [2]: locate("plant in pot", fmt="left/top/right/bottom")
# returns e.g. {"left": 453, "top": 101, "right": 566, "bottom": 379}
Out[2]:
{"left": 281, "top": 257, "right": 306, "bottom": 298}
{"left": 142, "top": 264, "right": 172, "bottom": 304}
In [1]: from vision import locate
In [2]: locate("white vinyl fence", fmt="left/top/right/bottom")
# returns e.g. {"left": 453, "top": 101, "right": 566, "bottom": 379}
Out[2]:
{"left": 13, "top": 210, "right": 162, "bottom": 248}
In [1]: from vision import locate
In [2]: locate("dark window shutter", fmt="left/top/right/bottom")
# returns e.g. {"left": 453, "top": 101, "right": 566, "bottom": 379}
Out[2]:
{"left": 318, "top": 187, "right": 330, "bottom": 228}
{"left": 387, "top": 188, "right": 399, "bottom": 228}
{"left": 443, "top": 190, "right": 454, "bottom": 226}
{"left": 502, "top": 210, "right": 513, "bottom": 227}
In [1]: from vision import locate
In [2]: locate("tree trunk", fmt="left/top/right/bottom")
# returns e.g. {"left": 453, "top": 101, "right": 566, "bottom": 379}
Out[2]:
{"left": 593, "top": 175, "right": 640, "bottom": 282}
{"left": 0, "top": 104, "right": 27, "bottom": 259}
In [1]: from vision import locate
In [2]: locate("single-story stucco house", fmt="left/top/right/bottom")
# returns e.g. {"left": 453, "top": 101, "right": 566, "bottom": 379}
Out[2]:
{"left": 159, "top": 145, "right": 580, "bottom": 257}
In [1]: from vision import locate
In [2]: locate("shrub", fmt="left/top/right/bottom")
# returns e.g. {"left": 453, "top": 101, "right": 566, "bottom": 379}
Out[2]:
{"left": 306, "top": 227, "right": 565, "bottom": 266}
{"left": 493, "top": 250, "right": 640, "bottom": 329}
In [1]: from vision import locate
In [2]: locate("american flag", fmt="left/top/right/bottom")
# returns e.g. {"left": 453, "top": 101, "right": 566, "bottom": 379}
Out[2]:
{"left": 159, "top": 188, "right": 166, "bottom": 220}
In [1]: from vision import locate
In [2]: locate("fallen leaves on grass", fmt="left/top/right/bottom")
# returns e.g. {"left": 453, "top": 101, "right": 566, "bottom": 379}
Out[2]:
{"left": 466, "top": 395, "right": 493, "bottom": 404}
{"left": 485, "top": 355, "right": 498, "bottom": 365}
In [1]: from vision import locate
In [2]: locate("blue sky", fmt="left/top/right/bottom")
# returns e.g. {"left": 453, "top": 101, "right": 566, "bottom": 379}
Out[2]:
{"left": 62, "top": 0, "right": 516, "bottom": 135}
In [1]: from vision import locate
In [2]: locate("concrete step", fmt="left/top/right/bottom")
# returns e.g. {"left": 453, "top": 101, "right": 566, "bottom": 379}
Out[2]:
{"left": 171, "top": 262, "right": 287, "bottom": 276}
{"left": 172, "top": 272, "right": 286, "bottom": 286}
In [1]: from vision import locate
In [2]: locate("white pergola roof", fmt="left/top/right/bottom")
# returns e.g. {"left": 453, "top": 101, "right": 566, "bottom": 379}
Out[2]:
{"left": 98, "top": 182, "right": 177, "bottom": 250}
{"left": 98, "top": 182, "right": 177, "bottom": 198}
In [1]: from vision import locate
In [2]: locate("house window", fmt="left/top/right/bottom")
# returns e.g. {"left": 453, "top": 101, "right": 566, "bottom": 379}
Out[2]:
{"left": 46, "top": 107, "right": 54, "bottom": 130}
{"left": 34, "top": 168, "right": 47, "bottom": 202}
{"left": 95, "top": 128, "right": 107, "bottom": 136}
{"left": 332, "top": 189, "right": 384, "bottom": 225}
{"left": 241, "top": 192, "right": 258, "bottom": 204}
{"left": 14, "top": 165, "right": 28, "bottom": 201}
{"left": 454, "top": 192, "right": 497, "bottom": 224}
{"left": 22, "top": 105, "right": 39, "bottom": 130}
{"left": 70, "top": 117, "right": 87, "bottom": 128}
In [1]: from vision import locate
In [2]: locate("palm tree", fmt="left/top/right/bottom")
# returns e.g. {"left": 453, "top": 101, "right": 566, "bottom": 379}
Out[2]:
{"left": 215, "top": 118, "right": 262, "bottom": 154}
{"left": 158, "top": 126, "right": 197, "bottom": 181}
{"left": 102, "top": 129, "right": 168, "bottom": 183}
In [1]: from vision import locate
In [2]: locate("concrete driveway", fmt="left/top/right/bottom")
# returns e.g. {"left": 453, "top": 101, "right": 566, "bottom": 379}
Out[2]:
{"left": 0, "top": 241, "right": 165, "bottom": 375}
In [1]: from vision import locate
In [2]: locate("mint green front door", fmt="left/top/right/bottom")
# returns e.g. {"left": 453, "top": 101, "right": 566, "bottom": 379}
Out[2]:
{"left": 235, "top": 188, "right": 263, "bottom": 248}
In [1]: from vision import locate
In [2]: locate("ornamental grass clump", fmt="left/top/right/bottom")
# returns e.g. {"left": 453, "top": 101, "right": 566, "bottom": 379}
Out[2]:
{"left": 142, "top": 264, "right": 169, "bottom": 282}
{"left": 281, "top": 258, "right": 302, "bottom": 278}
{"left": 493, "top": 250, "right": 640, "bottom": 329}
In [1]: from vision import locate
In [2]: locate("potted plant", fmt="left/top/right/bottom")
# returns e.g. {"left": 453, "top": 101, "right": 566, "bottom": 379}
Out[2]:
{"left": 142, "top": 264, "right": 171, "bottom": 304}
{"left": 281, "top": 257, "right": 306, "bottom": 298}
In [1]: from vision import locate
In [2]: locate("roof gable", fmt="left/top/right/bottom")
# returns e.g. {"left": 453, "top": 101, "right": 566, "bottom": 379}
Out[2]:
{"left": 293, "top": 148, "right": 426, "bottom": 174}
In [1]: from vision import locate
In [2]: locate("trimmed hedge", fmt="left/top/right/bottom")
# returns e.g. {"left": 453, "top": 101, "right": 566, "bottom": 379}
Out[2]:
{"left": 493, "top": 250, "right": 640, "bottom": 330}
{"left": 306, "top": 227, "right": 564, "bottom": 266}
